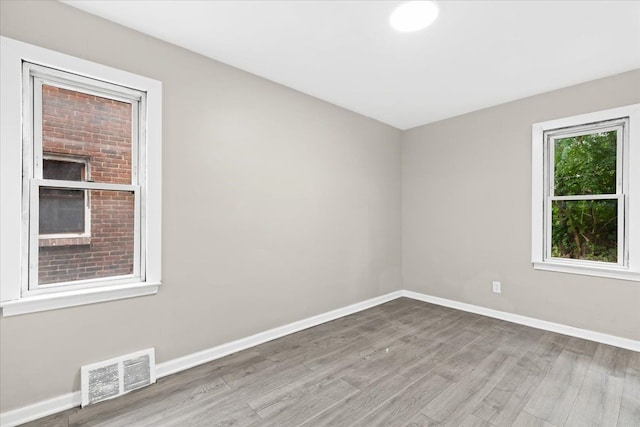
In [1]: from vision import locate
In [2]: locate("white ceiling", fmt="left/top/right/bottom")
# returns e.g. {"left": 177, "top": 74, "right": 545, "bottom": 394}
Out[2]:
{"left": 63, "top": 1, "right": 640, "bottom": 130}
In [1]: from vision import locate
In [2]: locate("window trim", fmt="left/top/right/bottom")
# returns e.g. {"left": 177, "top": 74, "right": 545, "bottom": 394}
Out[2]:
{"left": 531, "top": 104, "right": 640, "bottom": 282}
{"left": 0, "top": 36, "right": 162, "bottom": 315}
{"left": 544, "top": 120, "right": 626, "bottom": 267}
{"left": 23, "top": 62, "right": 145, "bottom": 296}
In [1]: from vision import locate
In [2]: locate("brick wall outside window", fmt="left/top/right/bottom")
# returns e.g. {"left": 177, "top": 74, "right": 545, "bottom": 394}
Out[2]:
{"left": 39, "top": 85, "right": 135, "bottom": 285}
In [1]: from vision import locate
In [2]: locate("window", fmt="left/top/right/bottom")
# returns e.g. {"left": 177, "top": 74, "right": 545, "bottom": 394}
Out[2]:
{"left": 532, "top": 104, "right": 640, "bottom": 281}
{"left": 40, "top": 155, "right": 91, "bottom": 243}
{"left": 1, "top": 37, "right": 162, "bottom": 315}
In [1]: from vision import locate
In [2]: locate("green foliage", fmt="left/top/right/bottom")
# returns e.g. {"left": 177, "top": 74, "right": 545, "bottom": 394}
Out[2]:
{"left": 554, "top": 131, "right": 616, "bottom": 196}
{"left": 551, "top": 131, "right": 617, "bottom": 262}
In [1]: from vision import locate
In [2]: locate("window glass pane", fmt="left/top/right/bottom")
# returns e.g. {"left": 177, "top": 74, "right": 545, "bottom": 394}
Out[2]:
{"left": 39, "top": 187, "right": 85, "bottom": 234}
{"left": 38, "top": 189, "right": 135, "bottom": 285}
{"left": 553, "top": 130, "right": 616, "bottom": 196}
{"left": 551, "top": 199, "right": 617, "bottom": 262}
{"left": 43, "top": 159, "right": 85, "bottom": 181}
{"left": 42, "top": 84, "right": 132, "bottom": 184}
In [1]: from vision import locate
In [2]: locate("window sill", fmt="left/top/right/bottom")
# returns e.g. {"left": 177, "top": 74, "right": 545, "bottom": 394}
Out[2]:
{"left": 533, "top": 261, "right": 640, "bottom": 282}
{"left": 39, "top": 236, "right": 91, "bottom": 247}
{"left": 0, "top": 281, "right": 160, "bottom": 316}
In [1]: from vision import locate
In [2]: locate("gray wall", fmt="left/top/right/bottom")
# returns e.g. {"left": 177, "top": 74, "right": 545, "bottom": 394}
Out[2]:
{"left": 403, "top": 69, "right": 640, "bottom": 342}
{"left": 0, "top": 1, "right": 402, "bottom": 412}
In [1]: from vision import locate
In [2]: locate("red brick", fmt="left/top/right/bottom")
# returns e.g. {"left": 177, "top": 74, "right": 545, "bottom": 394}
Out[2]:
{"left": 39, "top": 85, "right": 135, "bottom": 285}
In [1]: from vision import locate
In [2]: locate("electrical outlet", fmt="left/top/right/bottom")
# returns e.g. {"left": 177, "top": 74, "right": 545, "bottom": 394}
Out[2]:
{"left": 492, "top": 281, "right": 501, "bottom": 294}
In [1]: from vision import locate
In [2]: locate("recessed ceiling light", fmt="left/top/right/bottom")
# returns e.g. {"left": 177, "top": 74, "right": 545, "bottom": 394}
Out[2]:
{"left": 389, "top": 1, "right": 439, "bottom": 32}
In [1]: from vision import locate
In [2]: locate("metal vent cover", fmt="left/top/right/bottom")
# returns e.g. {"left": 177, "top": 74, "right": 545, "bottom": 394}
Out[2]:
{"left": 81, "top": 348, "right": 156, "bottom": 406}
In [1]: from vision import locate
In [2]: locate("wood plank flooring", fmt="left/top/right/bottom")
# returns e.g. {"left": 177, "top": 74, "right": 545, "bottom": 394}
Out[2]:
{"left": 22, "top": 298, "right": 640, "bottom": 426}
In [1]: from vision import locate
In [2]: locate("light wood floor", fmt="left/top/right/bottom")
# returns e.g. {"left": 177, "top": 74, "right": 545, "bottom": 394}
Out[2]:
{"left": 24, "top": 298, "right": 640, "bottom": 426}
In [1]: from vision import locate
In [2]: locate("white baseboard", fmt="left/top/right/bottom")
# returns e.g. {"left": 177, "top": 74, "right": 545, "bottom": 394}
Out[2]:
{"left": 3, "top": 288, "right": 638, "bottom": 426}
{"left": 401, "top": 290, "right": 640, "bottom": 352}
{"left": 0, "top": 391, "right": 81, "bottom": 427}
{"left": 0, "top": 291, "right": 402, "bottom": 427}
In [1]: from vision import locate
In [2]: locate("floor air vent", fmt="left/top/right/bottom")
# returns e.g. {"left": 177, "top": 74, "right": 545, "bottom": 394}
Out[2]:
{"left": 81, "top": 348, "right": 156, "bottom": 406}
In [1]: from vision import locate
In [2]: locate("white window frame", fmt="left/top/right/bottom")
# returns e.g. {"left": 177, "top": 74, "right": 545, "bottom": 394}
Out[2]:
{"left": 532, "top": 103, "right": 640, "bottom": 282}
{"left": 39, "top": 154, "right": 92, "bottom": 241}
{"left": 24, "top": 62, "right": 145, "bottom": 296}
{"left": 0, "top": 36, "right": 162, "bottom": 316}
